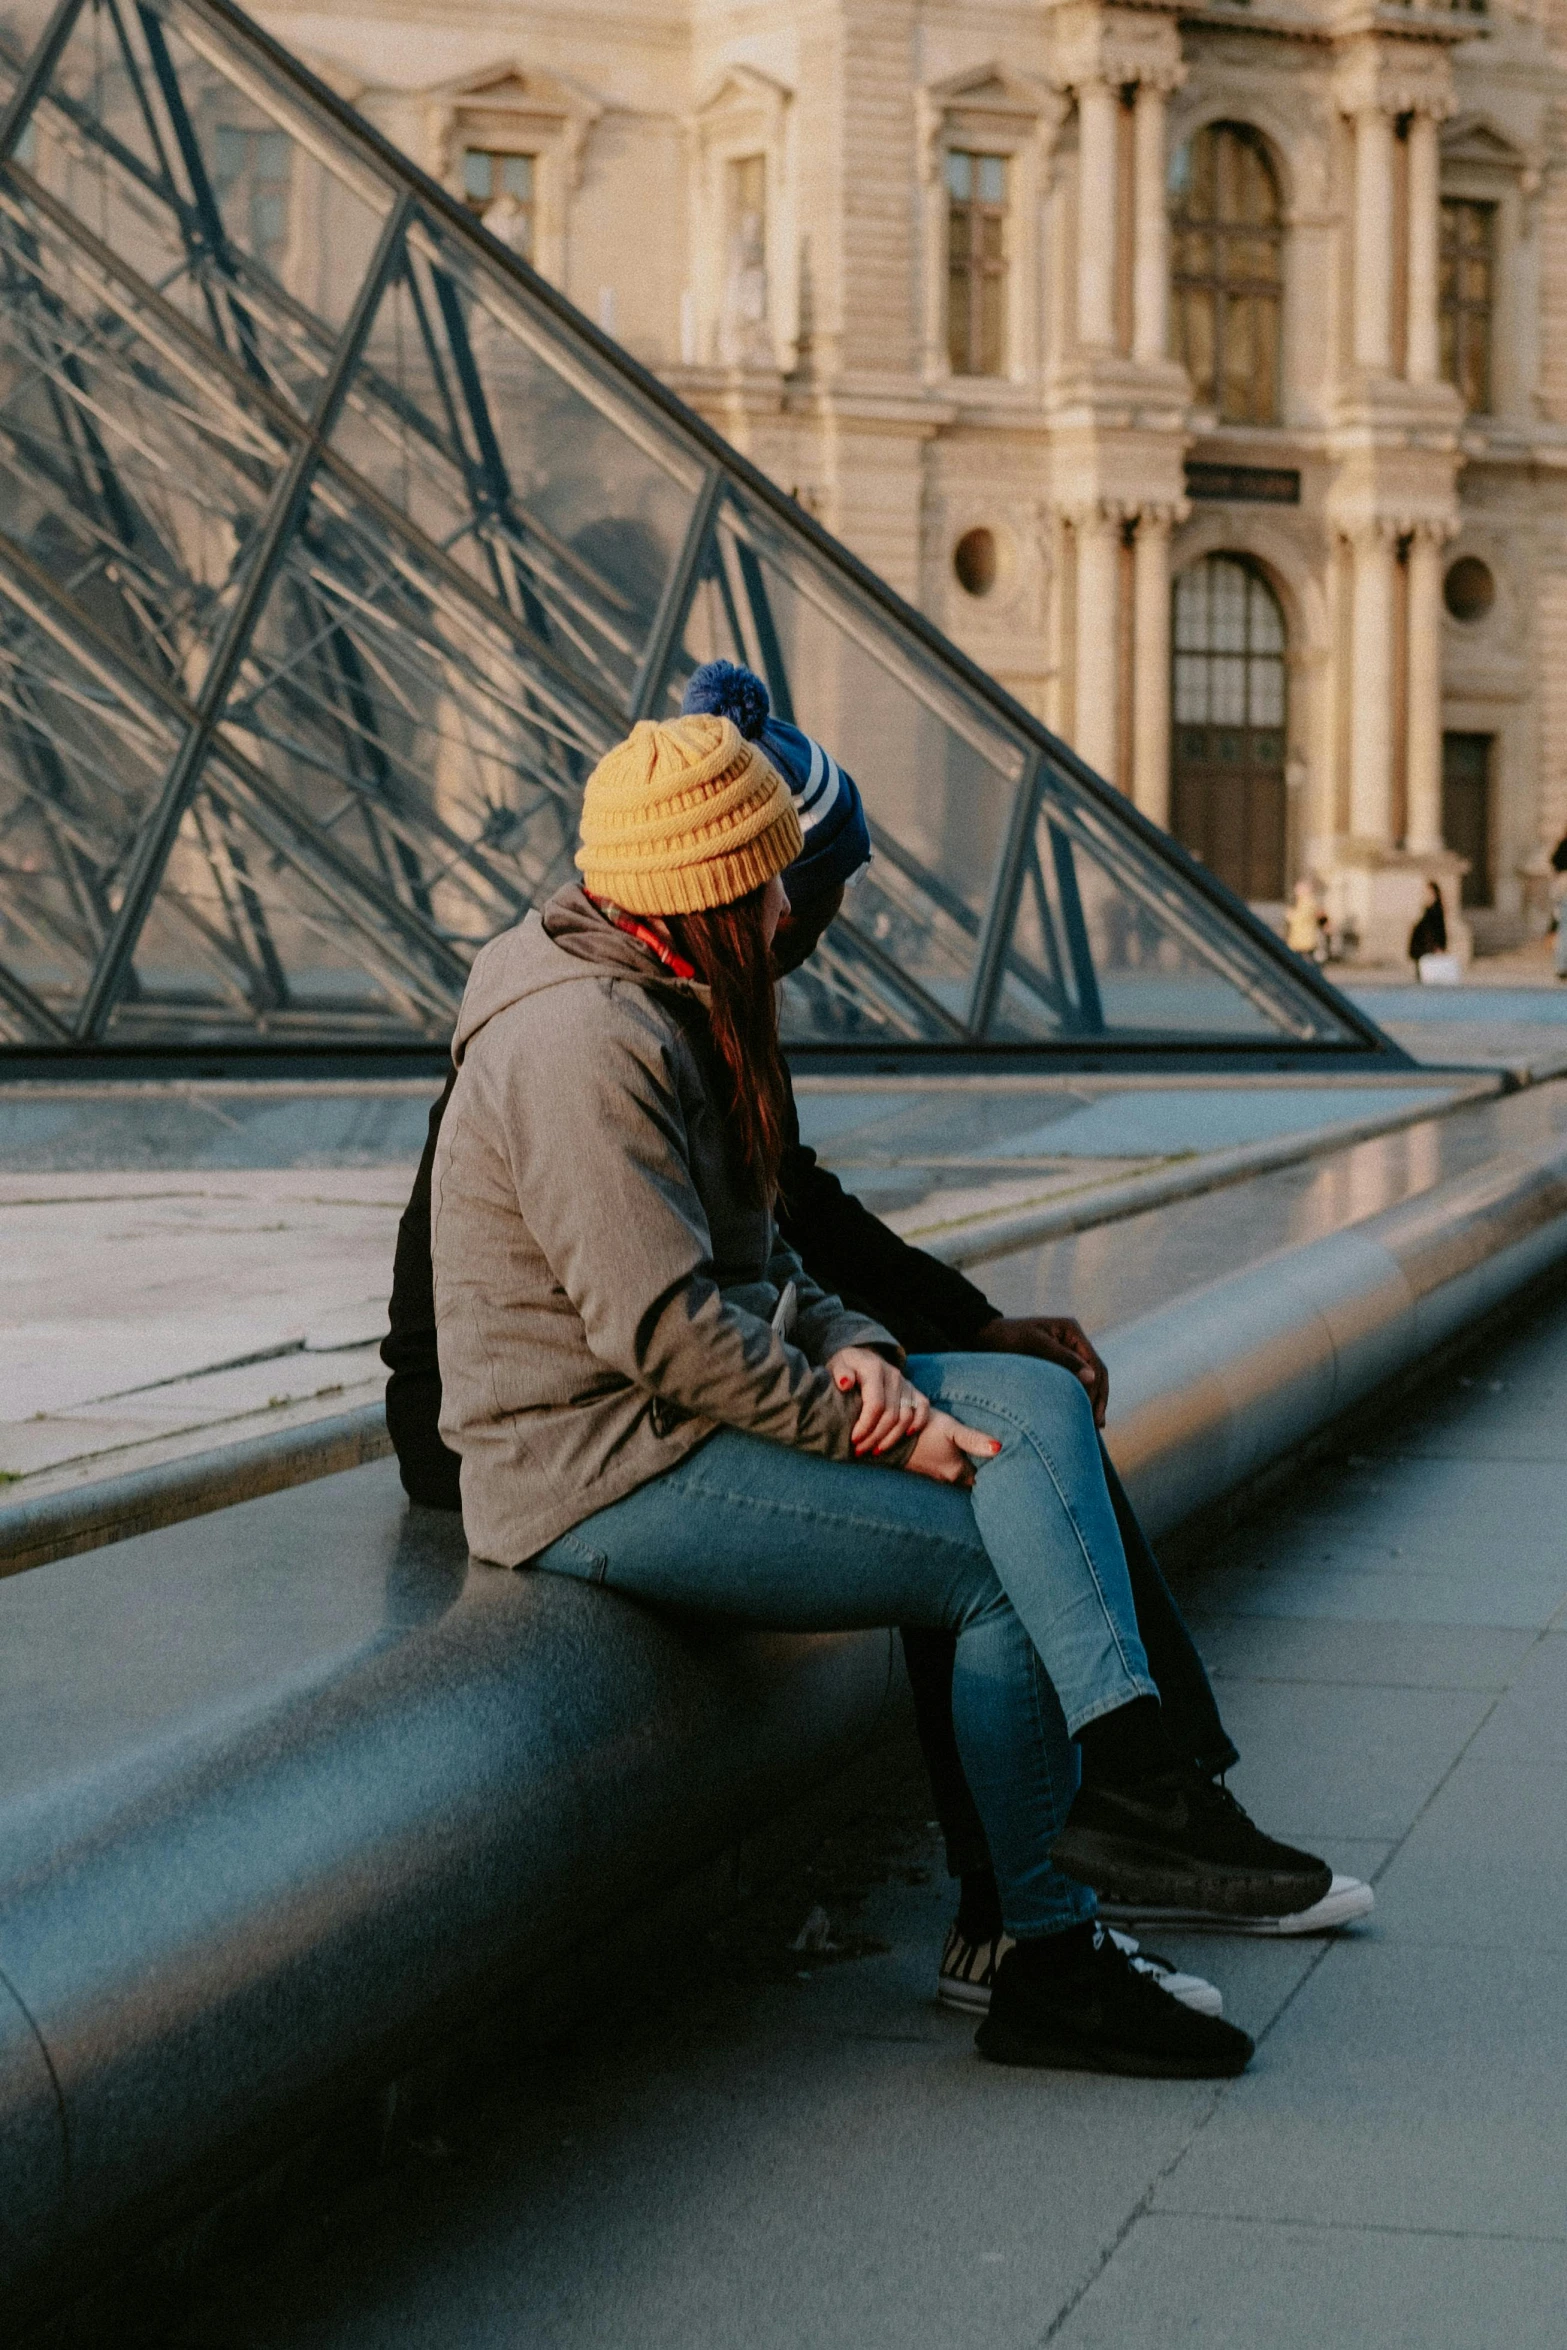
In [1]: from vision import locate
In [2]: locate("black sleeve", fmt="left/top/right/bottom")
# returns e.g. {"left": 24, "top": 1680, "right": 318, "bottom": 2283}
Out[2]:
{"left": 381, "top": 1071, "right": 463, "bottom": 1511}
{"left": 776, "top": 1080, "right": 999, "bottom": 1358}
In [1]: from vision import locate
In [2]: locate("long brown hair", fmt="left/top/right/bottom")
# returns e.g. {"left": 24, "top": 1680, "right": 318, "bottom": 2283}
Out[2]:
{"left": 666, "top": 886, "right": 787, "bottom": 1204}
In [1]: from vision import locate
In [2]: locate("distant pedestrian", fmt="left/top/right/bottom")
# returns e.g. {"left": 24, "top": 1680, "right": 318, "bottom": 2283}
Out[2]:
{"left": 1285, "top": 876, "right": 1322, "bottom": 957}
{"left": 1409, "top": 880, "right": 1447, "bottom": 968}
{"left": 1551, "top": 829, "right": 1567, "bottom": 979}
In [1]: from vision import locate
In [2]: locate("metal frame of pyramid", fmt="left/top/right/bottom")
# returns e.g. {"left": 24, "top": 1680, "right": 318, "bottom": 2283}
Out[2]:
{"left": 0, "top": 0, "right": 1403, "bottom": 1065}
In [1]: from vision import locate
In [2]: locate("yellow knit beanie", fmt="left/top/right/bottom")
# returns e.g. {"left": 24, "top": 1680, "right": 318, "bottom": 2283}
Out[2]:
{"left": 575, "top": 715, "right": 804, "bottom": 918}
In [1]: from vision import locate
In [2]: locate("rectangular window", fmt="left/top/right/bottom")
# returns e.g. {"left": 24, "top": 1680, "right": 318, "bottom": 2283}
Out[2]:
{"left": 946, "top": 149, "right": 1007, "bottom": 376}
{"left": 720, "top": 154, "right": 769, "bottom": 362}
{"left": 212, "top": 125, "right": 292, "bottom": 269}
{"left": 1440, "top": 198, "right": 1495, "bottom": 415}
{"left": 462, "top": 148, "right": 536, "bottom": 259}
{"left": 1442, "top": 731, "right": 1493, "bottom": 907}
{"left": 727, "top": 153, "right": 767, "bottom": 254}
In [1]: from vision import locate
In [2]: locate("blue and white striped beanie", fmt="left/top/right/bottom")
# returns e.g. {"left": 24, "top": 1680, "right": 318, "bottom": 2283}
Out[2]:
{"left": 680, "top": 660, "right": 872, "bottom": 899}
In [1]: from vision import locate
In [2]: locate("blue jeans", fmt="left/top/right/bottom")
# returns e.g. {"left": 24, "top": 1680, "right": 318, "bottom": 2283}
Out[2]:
{"left": 532, "top": 1354, "right": 1156, "bottom": 1938}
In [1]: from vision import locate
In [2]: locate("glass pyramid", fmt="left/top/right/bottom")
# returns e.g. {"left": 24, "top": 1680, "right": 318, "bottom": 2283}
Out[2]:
{"left": 0, "top": 0, "right": 1391, "bottom": 1058}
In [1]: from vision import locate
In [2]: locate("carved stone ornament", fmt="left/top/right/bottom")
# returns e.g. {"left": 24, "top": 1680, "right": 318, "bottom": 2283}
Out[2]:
{"left": 1331, "top": 35, "right": 1456, "bottom": 126}
{"left": 1048, "top": 2, "right": 1187, "bottom": 99}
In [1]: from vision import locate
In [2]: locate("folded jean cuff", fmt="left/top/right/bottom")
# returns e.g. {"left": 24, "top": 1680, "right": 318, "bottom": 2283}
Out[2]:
{"left": 1063, "top": 1678, "right": 1161, "bottom": 1741}
{"left": 1002, "top": 1877, "right": 1098, "bottom": 1939}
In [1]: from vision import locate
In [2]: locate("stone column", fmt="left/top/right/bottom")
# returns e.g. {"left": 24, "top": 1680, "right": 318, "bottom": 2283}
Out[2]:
{"left": 1132, "top": 81, "right": 1169, "bottom": 367}
{"left": 1077, "top": 80, "right": 1119, "bottom": 351}
{"left": 1075, "top": 505, "right": 1121, "bottom": 780}
{"left": 1405, "top": 110, "right": 1441, "bottom": 386}
{"left": 1405, "top": 523, "right": 1446, "bottom": 852}
{"left": 1352, "top": 105, "right": 1395, "bottom": 375}
{"left": 1132, "top": 508, "right": 1172, "bottom": 823}
{"left": 1349, "top": 523, "right": 1397, "bottom": 843}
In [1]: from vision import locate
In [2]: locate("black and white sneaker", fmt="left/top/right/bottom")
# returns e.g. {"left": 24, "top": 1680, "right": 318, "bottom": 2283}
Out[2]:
{"left": 938, "top": 1921, "right": 1223, "bottom": 2016}
{"left": 1098, "top": 1872, "right": 1374, "bottom": 1937}
{"left": 1052, "top": 1768, "right": 1371, "bottom": 1933}
{"left": 975, "top": 1923, "right": 1253, "bottom": 2079}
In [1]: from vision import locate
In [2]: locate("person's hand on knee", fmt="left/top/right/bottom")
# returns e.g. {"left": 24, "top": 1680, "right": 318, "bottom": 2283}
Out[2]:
{"left": 973, "top": 1315, "right": 1109, "bottom": 1428}
{"left": 827, "top": 1346, "right": 932, "bottom": 1457}
{"left": 903, "top": 1410, "right": 1001, "bottom": 1488}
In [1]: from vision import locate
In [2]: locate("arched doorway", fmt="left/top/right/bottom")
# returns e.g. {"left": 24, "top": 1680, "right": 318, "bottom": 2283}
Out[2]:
{"left": 1171, "top": 554, "right": 1288, "bottom": 900}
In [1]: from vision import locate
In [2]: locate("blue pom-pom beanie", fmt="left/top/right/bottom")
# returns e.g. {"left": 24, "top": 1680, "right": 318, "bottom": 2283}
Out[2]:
{"left": 680, "top": 660, "right": 872, "bottom": 899}
{"left": 681, "top": 659, "right": 770, "bottom": 743}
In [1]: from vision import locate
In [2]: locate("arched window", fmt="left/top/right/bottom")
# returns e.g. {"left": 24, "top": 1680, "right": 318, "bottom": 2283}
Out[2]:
{"left": 1169, "top": 124, "right": 1282, "bottom": 425}
{"left": 1171, "top": 555, "right": 1288, "bottom": 900}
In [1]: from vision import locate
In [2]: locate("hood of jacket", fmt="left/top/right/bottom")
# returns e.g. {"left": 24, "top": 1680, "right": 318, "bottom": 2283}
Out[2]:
{"left": 451, "top": 885, "right": 706, "bottom": 1068}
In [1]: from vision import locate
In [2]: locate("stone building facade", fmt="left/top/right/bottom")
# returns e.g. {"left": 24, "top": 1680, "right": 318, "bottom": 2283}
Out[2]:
{"left": 253, "top": 0, "right": 1567, "bottom": 959}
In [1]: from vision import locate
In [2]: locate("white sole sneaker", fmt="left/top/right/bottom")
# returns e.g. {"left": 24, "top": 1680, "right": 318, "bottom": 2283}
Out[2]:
{"left": 938, "top": 1924, "right": 1223, "bottom": 2016}
{"left": 1098, "top": 1872, "right": 1375, "bottom": 1937}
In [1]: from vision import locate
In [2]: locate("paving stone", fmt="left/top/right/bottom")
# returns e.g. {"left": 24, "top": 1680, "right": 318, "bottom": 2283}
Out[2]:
{"left": 1189, "top": 1614, "right": 1534, "bottom": 1691}
{"left": 1196, "top": 1560, "right": 1567, "bottom": 1631}
{"left": 1213, "top": 1678, "right": 1493, "bottom": 1843}
{"left": 1051, "top": 2212, "right": 1567, "bottom": 2350}
{"left": 1156, "top": 1937, "right": 1567, "bottom": 2238}
{"left": 1462, "top": 1631, "right": 1567, "bottom": 1764}
{"left": 1371, "top": 1752, "right": 1567, "bottom": 1949}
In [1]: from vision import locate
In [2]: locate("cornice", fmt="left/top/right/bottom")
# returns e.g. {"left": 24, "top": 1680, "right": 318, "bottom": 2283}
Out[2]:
{"left": 1174, "top": 0, "right": 1486, "bottom": 48}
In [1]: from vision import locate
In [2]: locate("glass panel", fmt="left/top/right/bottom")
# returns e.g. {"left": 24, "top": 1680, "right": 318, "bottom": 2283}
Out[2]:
{"left": 990, "top": 765, "right": 1342, "bottom": 1044}
{"left": 1210, "top": 655, "right": 1246, "bottom": 725}
{"left": 1247, "top": 572, "right": 1284, "bottom": 653}
{"left": 330, "top": 212, "right": 705, "bottom": 711}
{"left": 0, "top": 584, "right": 186, "bottom": 1032}
{"left": 1248, "top": 657, "right": 1284, "bottom": 728}
{"left": 0, "top": 160, "right": 297, "bottom": 698}
{"left": 216, "top": 474, "right": 607, "bottom": 968}
{"left": 21, "top": 0, "right": 392, "bottom": 418}
{"left": 109, "top": 758, "right": 459, "bottom": 1039}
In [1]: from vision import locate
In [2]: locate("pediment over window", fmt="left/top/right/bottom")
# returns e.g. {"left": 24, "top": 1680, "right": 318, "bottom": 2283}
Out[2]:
{"left": 917, "top": 64, "right": 1055, "bottom": 181}
{"left": 693, "top": 64, "right": 792, "bottom": 124}
{"left": 1441, "top": 116, "right": 1531, "bottom": 174}
{"left": 429, "top": 61, "right": 603, "bottom": 190}
{"left": 927, "top": 65, "right": 1047, "bottom": 114}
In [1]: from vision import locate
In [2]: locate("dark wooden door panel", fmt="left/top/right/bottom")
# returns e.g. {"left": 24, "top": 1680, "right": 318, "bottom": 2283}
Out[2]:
{"left": 1172, "top": 765, "right": 1286, "bottom": 899}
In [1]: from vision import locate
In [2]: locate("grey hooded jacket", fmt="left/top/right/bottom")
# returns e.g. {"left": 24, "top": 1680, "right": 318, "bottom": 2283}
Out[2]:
{"left": 432, "top": 887, "right": 898, "bottom": 1566}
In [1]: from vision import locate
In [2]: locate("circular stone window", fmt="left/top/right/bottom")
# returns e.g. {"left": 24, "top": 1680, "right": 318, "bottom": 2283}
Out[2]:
{"left": 953, "top": 527, "right": 999, "bottom": 598}
{"left": 1444, "top": 555, "right": 1496, "bottom": 623}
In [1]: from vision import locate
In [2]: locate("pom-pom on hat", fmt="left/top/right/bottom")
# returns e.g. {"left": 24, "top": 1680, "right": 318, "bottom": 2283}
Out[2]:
{"left": 574, "top": 714, "right": 802, "bottom": 918}
{"left": 682, "top": 660, "right": 872, "bottom": 900}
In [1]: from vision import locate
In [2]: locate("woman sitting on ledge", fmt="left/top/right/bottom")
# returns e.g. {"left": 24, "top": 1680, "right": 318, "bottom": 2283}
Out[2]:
{"left": 432, "top": 714, "right": 1282, "bottom": 2077}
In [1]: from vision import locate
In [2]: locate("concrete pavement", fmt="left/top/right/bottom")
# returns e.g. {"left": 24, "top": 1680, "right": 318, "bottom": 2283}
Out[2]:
{"left": 168, "top": 1279, "right": 1567, "bottom": 2350}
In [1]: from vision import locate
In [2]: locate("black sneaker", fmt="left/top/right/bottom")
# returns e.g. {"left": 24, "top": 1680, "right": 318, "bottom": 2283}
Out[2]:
{"left": 975, "top": 1925, "right": 1253, "bottom": 2079}
{"left": 1051, "top": 1768, "right": 1335, "bottom": 1924}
